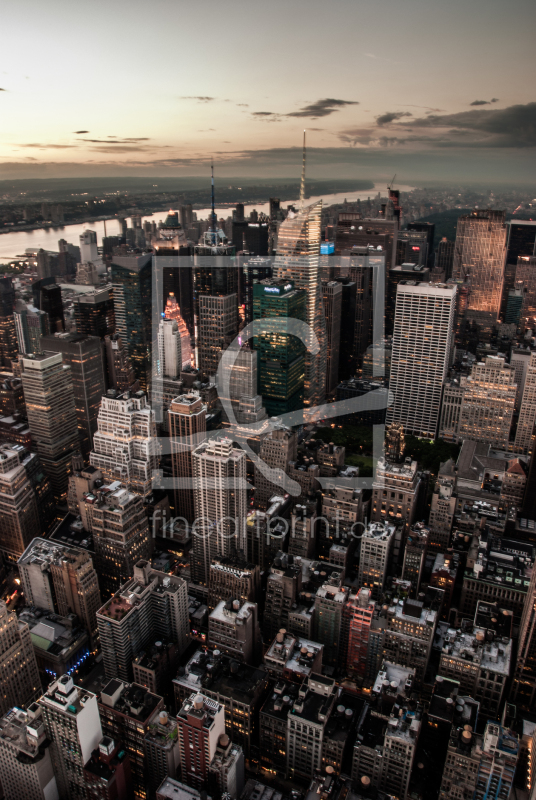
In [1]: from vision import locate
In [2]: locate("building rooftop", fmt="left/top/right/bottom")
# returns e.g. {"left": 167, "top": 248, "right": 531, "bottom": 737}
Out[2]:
{"left": 156, "top": 777, "right": 212, "bottom": 800}
{"left": 99, "top": 679, "right": 162, "bottom": 723}
{"left": 174, "top": 648, "right": 267, "bottom": 704}
{"left": 372, "top": 662, "right": 415, "bottom": 696}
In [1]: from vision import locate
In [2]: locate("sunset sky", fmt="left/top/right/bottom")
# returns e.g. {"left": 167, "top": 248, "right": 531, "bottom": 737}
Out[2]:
{"left": 1, "top": 0, "right": 535, "bottom": 183}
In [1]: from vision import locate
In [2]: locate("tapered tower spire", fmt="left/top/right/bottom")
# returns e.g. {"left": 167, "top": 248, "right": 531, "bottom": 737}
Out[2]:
{"left": 210, "top": 159, "right": 217, "bottom": 244}
{"left": 299, "top": 130, "right": 306, "bottom": 208}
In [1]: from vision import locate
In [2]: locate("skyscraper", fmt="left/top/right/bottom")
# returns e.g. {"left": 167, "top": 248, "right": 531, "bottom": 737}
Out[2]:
{"left": 254, "top": 424, "right": 297, "bottom": 509}
{"left": 41, "top": 333, "right": 106, "bottom": 457}
{"left": 39, "top": 675, "right": 102, "bottom": 799}
{"left": 151, "top": 210, "right": 194, "bottom": 335}
{"left": 90, "top": 390, "right": 160, "bottom": 499}
{"left": 169, "top": 392, "right": 207, "bottom": 522}
{"left": 322, "top": 280, "right": 342, "bottom": 394}
{"left": 32, "top": 280, "right": 65, "bottom": 334}
{"left": 157, "top": 298, "right": 191, "bottom": 379}
{"left": 191, "top": 437, "right": 247, "bottom": 585}
{"left": 73, "top": 287, "right": 115, "bottom": 339}
{"left": 512, "top": 561, "right": 536, "bottom": 709}
{"left": 97, "top": 560, "right": 189, "bottom": 681}
{"left": 0, "top": 446, "right": 40, "bottom": 559}
{"left": 452, "top": 209, "right": 507, "bottom": 321}
{"left": 197, "top": 293, "right": 238, "bottom": 375}
{"left": 0, "top": 278, "right": 17, "bottom": 370}
{"left": 253, "top": 279, "right": 307, "bottom": 416}
{"left": 273, "top": 197, "right": 327, "bottom": 408}
{"left": 515, "top": 351, "right": 536, "bottom": 454}
{"left": 86, "top": 485, "right": 152, "bottom": 596}
{"left": 0, "top": 601, "right": 41, "bottom": 716}
{"left": 104, "top": 334, "right": 139, "bottom": 393}
{"left": 176, "top": 693, "right": 226, "bottom": 790}
{"left": 386, "top": 281, "right": 456, "bottom": 438}
{"left": 111, "top": 253, "right": 152, "bottom": 390}
{"left": 18, "top": 538, "right": 101, "bottom": 647}
{"left": 0, "top": 705, "right": 59, "bottom": 800}
{"left": 21, "top": 352, "right": 80, "bottom": 504}
{"left": 14, "top": 304, "right": 49, "bottom": 356}
{"left": 457, "top": 356, "right": 516, "bottom": 449}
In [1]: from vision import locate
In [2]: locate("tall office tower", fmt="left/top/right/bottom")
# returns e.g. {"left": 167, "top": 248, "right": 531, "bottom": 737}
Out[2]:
{"left": 335, "top": 212, "right": 398, "bottom": 274}
{"left": 0, "top": 446, "right": 40, "bottom": 559}
{"left": 21, "top": 352, "right": 79, "bottom": 504}
{"left": 240, "top": 256, "right": 272, "bottom": 324}
{"left": 434, "top": 237, "right": 455, "bottom": 280}
{"left": 88, "top": 486, "right": 151, "bottom": 596}
{"left": 97, "top": 560, "right": 189, "bottom": 681}
{"left": 90, "top": 390, "right": 159, "bottom": 498}
{"left": 232, "top": 220, "right": 269, "bottom": 255}
{"left": 111, "top": 252, "right": 152, "bottom": 390}
{"left": 41, "top": 333, "right": 106, "bottom": 457}
{"left": 197, "top": 293, "right": 238, "bottom": 375}
{"left": 383, "top": 592, "right": 441, "bottom": 683}
{"left": 169, "top": 393, "right": 207, "bottom": 522}
{"left": 452, "top": 209, "right": 507, "bottom": 321}
{"left": 208, "top": 599, "right": 262, "bottom": 665}
{"left": 208, "top": 555, "right": 260, "bottom": 611}
{"left": 386, "top": 281, "right": 456, "bottom": 438}
{"left": 512, "top": 561, "right": 536, "bottom": 709}
{"left": 273, "top": 199, "right": 327, "bottom": 408}
{"left": 0, "top": 601, "right": 40, "bottom": 715}
{"left": 516, "top": 256, "right": 536, "bottom": 326}
{"left": 18, "top": 538, "right": 101, "bottom": 647}
{"left": 401, "top": 523, "right": 430, "bottom": 596}
{"left": 357, "top": 521, "right": 396, "bottom": 599}
{"left": 322, "top": 281, "right": 342, "bottom": 394}
{"left": 80, "top": 230, "right": 99, "bottom": 262}
{"left": 73, "top": 287, "right": 115, "bottom": 339}
{"left": 0, "top": 278, "right": 17, "bottom": 369}
{"left": 252, "top": 279, "right": 307, "bottom": 416}
{"left": 286, "top": 675, "right": 337, "bottom": 782}
{"left": 288, "top": 502, "right": 316, "bottom": 558}
{"left": 396, "top": 229, "right": 429, "bottom": 267}
{"left": 0, "top": 705, "right": 59, "bottom": 800}
{"left": 343, "top": 588, "right": 374, "bottom": 679}
{"left": 32, "top": 280, "right": 65, "bottom": 334}
{"left": 20, "top": 449, "right": 56, "bottom": 535}
{"left": 39, "top": 676, "right": 102, "bottom": 799}
{"left": 407, "top": 221, "right": 435, "bottom": 267}
{"left": 313, "top": 582, "right": 347, "bottom": 667}
{"left": 144, "top": 708, "right": 181, "bottom": 796}
{"left": 458, "top": 356, "right": 516, "bottom": 449}
{"left": 176, "top": 693, "right": 226, "bottom": 790}
{"left": 254, "top": 424, "right": 297, "bottom": 509}
{"left": 191, "top": 437, "right": 247, "bottom": 586}
{"left": 104, "top": 334, "right": 139, "bottom": 393}
{"left": 503, "top": 220, "right": 536, "bottom": 312}
{"left": 510, "top": 347, "right": 531, "bottom": 410}
{"left": 14, "top": 304, "right": 49, "bottom": 355}
{"left": 387, "top": 263, "right": 430, "bottom": 336}
{"left": 371, "top": 452, "right": 420, "bottom": 537}
{"left": 515, "top": 352, "right": 536, "bottom": 454}
{"left": 98, "top": 680, "right": 163, "bottom": 800}
{"left": 151, "top": 211, "right": 194, "bottom": 334}
{"left": 157, "top": 309, "right": 191, "bottom": 379}
{"left": 208, "top": 735, "right": 245, "bottom": 800}
{"left": 428, "top": 461, "right": 457, "bottom": 549}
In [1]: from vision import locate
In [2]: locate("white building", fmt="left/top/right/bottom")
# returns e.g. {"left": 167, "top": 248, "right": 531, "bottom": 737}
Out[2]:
{"left": 357, "top": 521, "right": 397, "bottom": 600}
{"left": 89, "top": 390, "right": 160, "bottom": 498}
{"left": 192, "top": 437, "right": 247, "bottom": 585}
{"left": 38, "top": 675, "right": 102, "bottom": 799}
{"left": 515, "top": 351, "right": 536, "bottom": 454}
{"left": 386, "top": 281, "right": 456, "bottom": 439}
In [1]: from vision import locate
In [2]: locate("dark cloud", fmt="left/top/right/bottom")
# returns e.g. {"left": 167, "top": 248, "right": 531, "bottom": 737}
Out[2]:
{"left": 470, "top": 98, "right": 500, "bottom": 106}
{"left": 393, "top": 102, "right": 536, "bottom": 147}
{"left": 376, "top": 111, "right": 412, "bottom": 126}
{"left": 179, "top": 96, "right": 216, "bottom": 102}
{"left": 252, "top": 111, "right": 277, "bottom": 116}
{"left": 73, "top": 130, "right": 89, "bottom": 134}
{"left": 337, "top": 128, "right": 376, "bottom": 146}
{"left": 78, "top": 137, "right": 150, "bottom": 144}
{"left": 237, "top": 103, "right": 249, "bottom": 107}
{"left": 20, "top": 143, "right": 77, "bottom": 149}
{"left": 286, "top": 98, "right": 358, "bottom": 118}
{"left": 0, "top": 88, "right": 6, "bottom": 92}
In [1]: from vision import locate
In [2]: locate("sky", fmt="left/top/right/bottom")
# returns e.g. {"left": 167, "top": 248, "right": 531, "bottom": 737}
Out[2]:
{"left": 1, "top": 0, "right": 535, "bottom": 184}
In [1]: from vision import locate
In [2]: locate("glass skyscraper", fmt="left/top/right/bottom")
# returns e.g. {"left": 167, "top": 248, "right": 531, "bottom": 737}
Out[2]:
{"left": 111, "top": 253, "right": 152, "bottom": 390}
{"left": 273, "top": 200, "right": 327, "bottom": 408}
{"left": 253, "top": 279, "right": 306, "bottom": 416}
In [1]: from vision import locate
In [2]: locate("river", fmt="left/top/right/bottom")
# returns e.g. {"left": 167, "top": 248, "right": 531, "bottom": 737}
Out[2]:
{"left": 0, "top": 184, "right": 414, "bottom": 260}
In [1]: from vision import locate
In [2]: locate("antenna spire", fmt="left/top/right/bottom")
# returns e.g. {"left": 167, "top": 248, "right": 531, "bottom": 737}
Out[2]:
{"left": 211, "top": 158, "right": 217, "bottom": 245}
{"left": 299, "top": 130, "right": 306, "bottom": 208}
